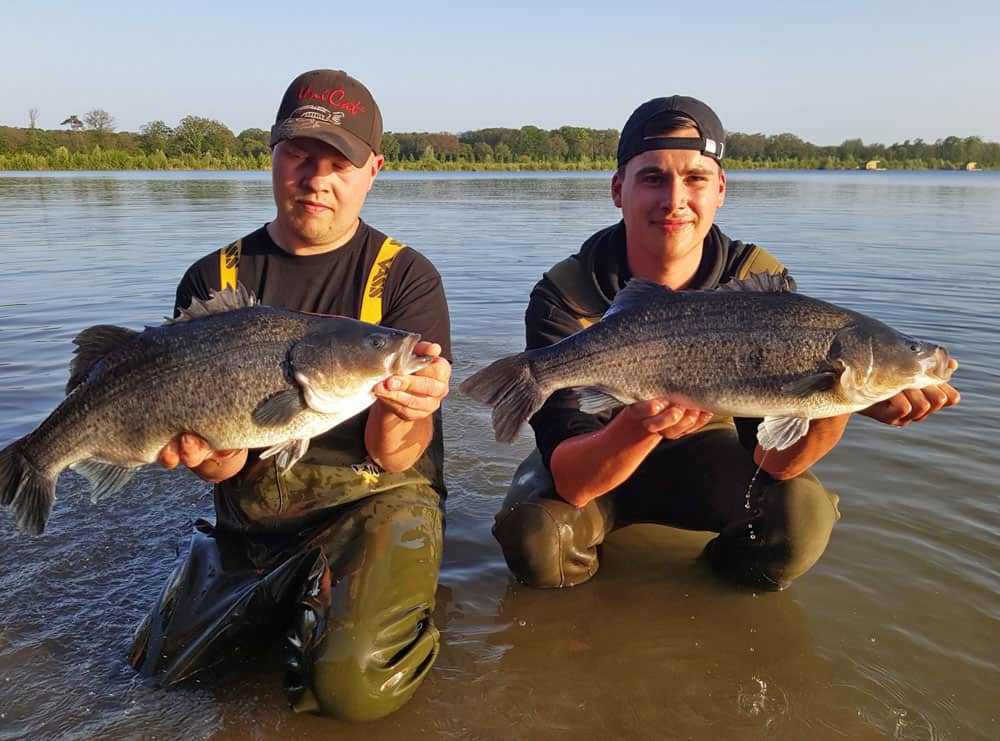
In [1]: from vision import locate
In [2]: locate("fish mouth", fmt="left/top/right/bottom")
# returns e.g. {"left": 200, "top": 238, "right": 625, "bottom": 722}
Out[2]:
{"left": 394, "top": 333, "right": 433, "bottom": 374}
{"left": 922, "top": 346, "right": 953, "bottom": 382}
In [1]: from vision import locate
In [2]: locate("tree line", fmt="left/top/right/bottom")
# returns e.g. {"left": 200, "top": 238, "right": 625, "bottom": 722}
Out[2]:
{"left": 0, "top": 109, "right": 995, "bottom": 171}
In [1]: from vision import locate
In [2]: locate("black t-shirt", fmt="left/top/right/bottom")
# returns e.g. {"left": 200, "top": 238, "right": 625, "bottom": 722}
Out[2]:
{"left": 175, "top": 220, "right": 451, "bottom": 497}
{"left": 525, "top": 221, "right": 788, "bottom": 468}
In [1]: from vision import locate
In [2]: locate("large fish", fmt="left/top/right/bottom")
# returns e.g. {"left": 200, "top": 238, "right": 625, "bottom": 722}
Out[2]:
{"left": 0, "top": 285, "right": 431, "bottom": 534}
{"left": 461, "top": 273, "right": 953, "bottom": 448}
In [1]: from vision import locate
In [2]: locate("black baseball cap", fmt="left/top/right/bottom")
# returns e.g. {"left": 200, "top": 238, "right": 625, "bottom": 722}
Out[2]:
{"left": 270, "top": 69, "right": 382, "bottom": 168}
{"left": 616, "top": 96, "right": 725, "bottom": 168}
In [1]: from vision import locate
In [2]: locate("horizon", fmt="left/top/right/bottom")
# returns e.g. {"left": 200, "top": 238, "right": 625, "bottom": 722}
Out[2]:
{"left": 3, "top": 1, "right": 998, "bottom": 147}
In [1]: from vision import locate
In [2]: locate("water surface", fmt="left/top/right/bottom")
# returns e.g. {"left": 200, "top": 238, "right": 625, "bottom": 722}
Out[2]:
{"left": 1, "top": 170, "right": 997, "bottom": 740}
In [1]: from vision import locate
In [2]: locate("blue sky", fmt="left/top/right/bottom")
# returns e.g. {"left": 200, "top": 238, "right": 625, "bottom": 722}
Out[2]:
{"left": 4, "top": 0, "right": 998, "bottom": 145}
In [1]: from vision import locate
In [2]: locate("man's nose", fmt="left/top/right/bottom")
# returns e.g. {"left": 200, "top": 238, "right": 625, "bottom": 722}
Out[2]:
{"left": 301, "top": 158, "right": 336, "bottom": 186}
{"left": 659, "top": 179, "right": 686, "bottom": 211}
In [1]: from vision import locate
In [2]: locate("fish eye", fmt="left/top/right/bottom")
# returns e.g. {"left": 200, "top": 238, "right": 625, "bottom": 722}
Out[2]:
{"left": 909, "top": 342, "right": 921, "bottom": 352}
{"left": 370, "top": 335, "right": 388, "bottom": 349}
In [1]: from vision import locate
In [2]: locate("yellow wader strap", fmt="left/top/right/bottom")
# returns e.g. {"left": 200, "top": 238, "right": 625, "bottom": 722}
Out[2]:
{"left": 735, "top": 244, "right": 785, "bottom": 279}
{"left": 219, "top": 239, "right": 242, "bottom": 291}
{"left": 360, "top": 236, "right": 407, "bottom": 325}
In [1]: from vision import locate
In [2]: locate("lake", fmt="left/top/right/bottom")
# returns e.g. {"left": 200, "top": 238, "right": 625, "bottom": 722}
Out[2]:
{"left": 0, "top": 170, "right": 997, "bottom": 740}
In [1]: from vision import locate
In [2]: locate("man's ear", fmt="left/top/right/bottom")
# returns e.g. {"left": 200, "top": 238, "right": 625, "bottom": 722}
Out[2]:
{"left": 611, "top": 170, "right": 623, "bottom": 208}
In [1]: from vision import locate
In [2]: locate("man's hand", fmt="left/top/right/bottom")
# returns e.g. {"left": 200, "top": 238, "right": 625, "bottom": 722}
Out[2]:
{"left": 860, "top": 359, "right": 960, "bottom": 426}
{"left": 623, "top": 399, "right": 714, "bottom": 440}
{"left": 158, "top": 433, "right": 248, "bottom": 483}
{"left": 372, "top": 341, "right": 451, "bottom": 421}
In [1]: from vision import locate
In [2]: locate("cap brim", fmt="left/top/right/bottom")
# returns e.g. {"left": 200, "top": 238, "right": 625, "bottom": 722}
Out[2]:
{"left": 270, "top": 120, "right": 372, "bottom": 168}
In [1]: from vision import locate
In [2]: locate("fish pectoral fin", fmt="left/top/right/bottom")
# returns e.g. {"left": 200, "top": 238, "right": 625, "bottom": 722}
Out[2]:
{"left": 575, "top": 387, "right": 626, "bottom": 415}
{"left": 71, "top": 460, "right": 138, "bottom": 503}
{"left": 781, "top": 371, "right": 838, "bottom": 397}
{"left": 252, "top": 390, "right": 307, "bottom": 427}
{"left": 259, "top": 438, "right": 310, "bottom": 472}
{"left": 757, "top": 416, "right": 811, "bottom": 451}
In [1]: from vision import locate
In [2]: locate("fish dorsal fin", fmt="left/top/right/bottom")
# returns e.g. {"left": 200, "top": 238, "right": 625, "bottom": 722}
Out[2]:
{"left": 604, "top": 278, "right": 674, "bottom": 319}
{"left": 67, "top": 325, "right": 139, "bottom": 393}
{"left": 166, "top": 282, "right": 258, "bottom": 325}
{"left": 716, "top": 271, "right": 793, "bottom": 293}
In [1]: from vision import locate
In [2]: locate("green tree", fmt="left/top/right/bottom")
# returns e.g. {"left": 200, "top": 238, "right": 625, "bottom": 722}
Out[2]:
{"left": 380, "top": 132, "right": 401, "bottom": 160}
{"left": 139, "top": 120, "right": 173, "bottom": 154}
{"left": 558, "top": 126, "right": 594, "bottom": 161}
{"left": 173, "top": 116, "right": 238, "bottom": 156}
{"left": 84, "top": 109, "right": 115, "bottom": 149}
{"left": 472, "top": 141, "right": 494, "bottom": 162}
{"left": 512, "top": 125, "right": 547, "bottom": 159}
{"left": 237, "top": 128, "right": 270, "bottom": 157}
{"left": 544, "top": 131, "right": 569, "bottom": 160}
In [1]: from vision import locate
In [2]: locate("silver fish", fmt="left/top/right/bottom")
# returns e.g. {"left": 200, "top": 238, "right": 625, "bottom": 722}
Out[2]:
{"left": 0, "top": 285, "right": 431, "bottom": 534}
{"left": 461, "top": 274, "right": 953, "bottom": 447}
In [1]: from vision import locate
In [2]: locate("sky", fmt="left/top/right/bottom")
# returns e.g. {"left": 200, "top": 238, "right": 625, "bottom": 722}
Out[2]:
{"left": 3, "top": 0, "right": 998, "bottom": 146}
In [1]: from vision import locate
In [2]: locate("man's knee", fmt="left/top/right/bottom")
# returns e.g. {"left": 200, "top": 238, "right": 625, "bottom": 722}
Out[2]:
{"left": 777, "top": 473, "right": 840, "bottom": 582}
{"left": 292, "top": 616, "right": 440, "bottom": 722}
{"left": 493, "top": 498, "right": 601, "bottom": 588}
{"left": 705, "top": 472, "right": 840, "bottom": 590}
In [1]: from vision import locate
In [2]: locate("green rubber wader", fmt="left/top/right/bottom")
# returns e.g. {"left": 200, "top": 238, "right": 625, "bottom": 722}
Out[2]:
{"left": 493, "top": 427, "right": 840, "bottom": 590}
{"left": 130, "top": 460, "right": 442, "bottom": 722}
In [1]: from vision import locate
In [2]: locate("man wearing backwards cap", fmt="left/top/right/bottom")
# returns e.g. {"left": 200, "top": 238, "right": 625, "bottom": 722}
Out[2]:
{"left": 129, "top": 69, "right": 452, "bottom": 721}
{"left": 492, "top": 95, "right": 959, "bottom": 590}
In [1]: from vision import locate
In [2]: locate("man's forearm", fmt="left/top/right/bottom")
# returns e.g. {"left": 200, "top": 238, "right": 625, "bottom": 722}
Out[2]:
{"left": 550, "top": 413, "right": 661, "bottom": 507}
{"left": 755, "top": 413, "right": 850, "bottom": 480}
{"left": 364, "top": 402, "right": 433, "bottom": 472}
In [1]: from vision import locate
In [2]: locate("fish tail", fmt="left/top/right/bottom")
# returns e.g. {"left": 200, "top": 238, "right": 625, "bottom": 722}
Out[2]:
{"left": 460, "top": 353, "right": 545, "bottom": 443}
{"left": 0, "top": 441, "right": 56, "bottom": 535}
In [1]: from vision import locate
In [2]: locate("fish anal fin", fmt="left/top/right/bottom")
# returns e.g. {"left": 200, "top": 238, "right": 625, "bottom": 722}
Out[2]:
{"left": 260, "top": 438, "right": 310, "bottom": 471}
{"left": 68, "top": 325, "right": 138, "bottom": 393}
{"left": 576, "top": 387, "right": 626, "bottom": 415}
{"left": 252, "top": 390, "right": 306, "bottom": 427}
{"left": 70, "top": 459, "right": 138, "bottom": 503}
{"left": 757, "top": 416, "right": 811, "bottom": 451}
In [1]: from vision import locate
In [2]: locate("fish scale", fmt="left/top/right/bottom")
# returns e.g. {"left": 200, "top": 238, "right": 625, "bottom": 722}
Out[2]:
{"left": 461, "top": 274, "right": 952, "bottom": 448}
{"left": 0, "top": 286, "right": 431, "bottom": 535}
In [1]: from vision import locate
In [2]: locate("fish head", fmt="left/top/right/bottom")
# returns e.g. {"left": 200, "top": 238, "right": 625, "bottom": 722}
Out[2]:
{"left": 828, "top": 321, "right": 953, "bottom": 405}
{"left": 290, "top": 318, "right": 433, "bottom": 413}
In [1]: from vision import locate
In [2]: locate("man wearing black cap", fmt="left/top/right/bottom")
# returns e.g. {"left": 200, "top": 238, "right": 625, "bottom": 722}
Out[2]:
{"left": 492, "top": 96, "right": 958, "bottom": 591}
{"left": 129, "top": 69, "right": 452, "bottom": 722}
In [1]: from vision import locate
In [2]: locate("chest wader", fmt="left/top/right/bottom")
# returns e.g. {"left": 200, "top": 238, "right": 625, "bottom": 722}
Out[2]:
{"left": 492, "top": 246, "right": 841, "bottom": 591}
{"left": 130, "top": 236, "right": 445, "bottom": 722}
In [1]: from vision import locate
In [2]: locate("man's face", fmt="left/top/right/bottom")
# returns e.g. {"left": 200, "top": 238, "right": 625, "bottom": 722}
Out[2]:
{"left": 269, "top": 137, "right": 384, "bottom": 255}
{"left": 611, "top": 127, "right": 726, "bottom": 272}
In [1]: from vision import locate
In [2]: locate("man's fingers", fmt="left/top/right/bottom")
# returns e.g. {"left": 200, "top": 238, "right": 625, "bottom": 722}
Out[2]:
{"left": 158, "top": 441, "right": 181, "bottom": 469}
{"left": 413, "top": 340, "right": 442, "bottom": 358}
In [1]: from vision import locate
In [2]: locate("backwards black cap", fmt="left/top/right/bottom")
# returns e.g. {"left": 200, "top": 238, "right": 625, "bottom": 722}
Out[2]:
{"left": 270, "top": 69, "right": 382, "bottom": 168}
{"left": 616, "top": 96, "right": 725, "bottom": 168}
